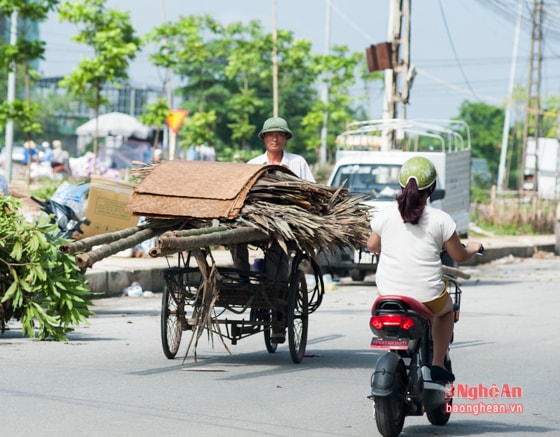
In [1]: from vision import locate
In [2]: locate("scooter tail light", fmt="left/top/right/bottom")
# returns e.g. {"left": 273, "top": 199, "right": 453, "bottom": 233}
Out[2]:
{"left": 370, "top": 316, "right": 384, "bottom": 330}
{"left": 370, "top": 314, "right": 415, "bottom": 330}
{"left": 401, "top": 317, "right": 415, "bottom": 330}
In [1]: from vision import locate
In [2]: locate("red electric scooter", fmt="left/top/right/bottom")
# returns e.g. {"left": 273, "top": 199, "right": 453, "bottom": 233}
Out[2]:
{"left": 368, "top": 258, "right": 478, "bottom": 437}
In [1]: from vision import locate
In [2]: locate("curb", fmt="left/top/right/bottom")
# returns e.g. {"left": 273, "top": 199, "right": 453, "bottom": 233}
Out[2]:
{"left": 463, "top": 243, "right": 556, "bottom": 266}
{"left": 84, "top": 251, "right": 235, "bottom": 298}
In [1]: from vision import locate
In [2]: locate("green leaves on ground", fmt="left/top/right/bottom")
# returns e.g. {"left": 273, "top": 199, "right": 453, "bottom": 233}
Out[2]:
{"left": 0, "top": 196, "right": 94, "bottom": 340}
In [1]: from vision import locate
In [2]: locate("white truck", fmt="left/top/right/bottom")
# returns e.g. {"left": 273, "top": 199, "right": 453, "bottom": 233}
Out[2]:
{"left": 318, "top": 119, "right": 472, "bottom": 281}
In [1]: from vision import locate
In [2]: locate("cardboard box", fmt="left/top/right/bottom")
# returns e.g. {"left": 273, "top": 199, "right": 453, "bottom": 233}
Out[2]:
{"left": 81, "top": 176, "right": 138, "bottom": 238}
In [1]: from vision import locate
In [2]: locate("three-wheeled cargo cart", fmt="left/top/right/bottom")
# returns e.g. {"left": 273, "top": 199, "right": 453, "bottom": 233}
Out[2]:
{"left": 161, "top": 244, "right": 324, "bottom": 364}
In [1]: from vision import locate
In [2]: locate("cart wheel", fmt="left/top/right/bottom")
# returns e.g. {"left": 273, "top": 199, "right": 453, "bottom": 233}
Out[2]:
{"left": 287, "top": 269, "right": 309, "bottom": 364}
{"left": 291, "top": 252, "right": 324, "bottom": 314}
{"left": 250, "top": 308, "right": 277, "bottom": 353}
{"left": 161, "top": 280, "right": 184, "bottom": 359}
{"left": 262, "top": 309, "right": 278, "bottom": 353}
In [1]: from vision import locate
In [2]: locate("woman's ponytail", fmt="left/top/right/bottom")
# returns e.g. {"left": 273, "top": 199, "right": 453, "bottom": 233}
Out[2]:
{"left": 397, "top": 178, "right": 425, "bottom": 224}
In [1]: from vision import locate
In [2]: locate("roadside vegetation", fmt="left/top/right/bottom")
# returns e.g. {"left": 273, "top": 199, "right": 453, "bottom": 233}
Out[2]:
{"left": 0, "top": 196, "right": 94, "bottom": 340}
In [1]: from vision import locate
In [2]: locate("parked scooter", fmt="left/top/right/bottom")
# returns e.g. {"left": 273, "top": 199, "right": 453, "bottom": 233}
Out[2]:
{"left": 368, "top": 257, "right": 479, "bottom": 437}
{"left": 31, "top": 195, "right": 90, "bottom": 239}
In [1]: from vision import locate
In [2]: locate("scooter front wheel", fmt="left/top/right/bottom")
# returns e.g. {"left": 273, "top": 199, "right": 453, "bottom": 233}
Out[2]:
{"left": 374, "top": 363, "right": 406, "bottom": 437}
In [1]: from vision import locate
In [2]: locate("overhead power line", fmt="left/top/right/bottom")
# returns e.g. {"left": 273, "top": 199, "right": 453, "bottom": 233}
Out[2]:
{"left": 438, "top": 0, "right": 481, "bottom": 101}
{"left": 474, "top": 0, "right": 560, "bottom": 40}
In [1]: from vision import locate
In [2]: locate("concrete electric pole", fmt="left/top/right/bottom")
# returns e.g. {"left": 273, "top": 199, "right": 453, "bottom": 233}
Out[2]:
{"left": 497, "top": 0, "right": 523, "bottom": 194}
{"left": 519, "top": 0, "right": 544, "bottom": 192}
{"left": 382, "top": 0, "right": 413, "bottom": 123}
{"left": 366, "top": 0, "right": 414, "bottom": 150}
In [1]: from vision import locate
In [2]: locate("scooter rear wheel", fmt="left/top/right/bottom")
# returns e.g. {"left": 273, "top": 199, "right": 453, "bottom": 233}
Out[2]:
{"left": 427, "top": 357, "right": 452, "bottom": 426}
{"left": 374, "top": 363, "right": 406, "bottom": 437}
{"left": 427, "top": 398, "right": 452, "bottom": 426}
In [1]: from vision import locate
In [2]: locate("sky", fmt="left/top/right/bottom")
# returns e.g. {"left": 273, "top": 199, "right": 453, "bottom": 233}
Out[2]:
{"left": 38, "top": 0, "right": 560, "bottom": 122}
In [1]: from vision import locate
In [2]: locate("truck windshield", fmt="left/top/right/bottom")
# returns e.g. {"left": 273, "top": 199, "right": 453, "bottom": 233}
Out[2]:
{"left": 331, "top": 164, "right": 402, "bottom": 199}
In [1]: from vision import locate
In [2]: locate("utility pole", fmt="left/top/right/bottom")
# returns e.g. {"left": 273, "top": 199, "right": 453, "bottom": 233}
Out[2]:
{"left": 161, "top": 0, "right": 174, "bottom": 159}
{"left": 319, "top": 0, "right": 331, "bottom": 165}
{"left": 161, "top": 0, "right": 173, "bottom": 109}
{"left": 375, "top": 0, "right": 413, "bottom": 150}
{"left": 519, "top": 0, "right": 544, "bottom": 192}
{"left": 497, "top": 0, "right": 523, "bottom": 194}
{"left": 272, "top": 0, "right": 279, "bottom": 117}
{"left": 4, "top": 10, "right": 18, "bottom": 183}
{"left": 382, "top": 0, "right": 412, "bottom": 123}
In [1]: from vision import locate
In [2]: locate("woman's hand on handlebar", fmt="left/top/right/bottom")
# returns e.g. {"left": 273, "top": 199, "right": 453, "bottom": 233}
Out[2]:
{"left": 465, "top": 241, "right": 484, "bottom": 257}
{"left": 443, "top": 233, "right": 483, "bottom": 263}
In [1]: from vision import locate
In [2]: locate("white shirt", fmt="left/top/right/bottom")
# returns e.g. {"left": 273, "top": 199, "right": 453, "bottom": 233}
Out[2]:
{"left": 370, "top": 204, "right": 456, "bottom": 303}
{"left": 248, "top": 151, "right": 315, "bottom": 183}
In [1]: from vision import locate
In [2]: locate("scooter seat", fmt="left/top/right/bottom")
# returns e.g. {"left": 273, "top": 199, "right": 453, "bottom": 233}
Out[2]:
{"left": 372, "top": 295, "right": 433, "bottom": 324}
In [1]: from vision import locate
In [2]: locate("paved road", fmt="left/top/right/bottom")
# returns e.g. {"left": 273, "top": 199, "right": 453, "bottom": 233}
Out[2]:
{"left": 1, "top": 255, "right": 559, "bottom": 436}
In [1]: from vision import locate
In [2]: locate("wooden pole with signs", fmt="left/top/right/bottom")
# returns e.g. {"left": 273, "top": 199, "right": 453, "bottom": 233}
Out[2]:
{"left": 165, "top": 110, "right": 188, "bottom": 160}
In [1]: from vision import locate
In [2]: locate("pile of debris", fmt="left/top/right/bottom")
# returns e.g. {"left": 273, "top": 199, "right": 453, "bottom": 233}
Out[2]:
{"left": 61, "top": 160, "right": 371, "bottom": 269}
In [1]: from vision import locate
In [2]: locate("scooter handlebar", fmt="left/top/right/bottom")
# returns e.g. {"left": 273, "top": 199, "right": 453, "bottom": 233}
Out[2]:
{"left": 442, "top": 265, "right": 471, "bottom": 280}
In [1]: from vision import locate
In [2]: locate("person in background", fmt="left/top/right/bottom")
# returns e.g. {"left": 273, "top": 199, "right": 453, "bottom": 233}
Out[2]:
{"left": 152, "top": 148, "right": 162, "bottom": 163}
{"left": 51, "top": 140, "right": 69, "bottom": 168}
{"left": 22, "top": 140, "right": 39, "bottom": 165}
{"left": 41, "top": 141, "right": 54, "bottom": 164}
{"left": 248, "top": 116, "right": 315, "bottom": 183}
{"left": 367, "top": 156, "right": 483, "bottom": 382}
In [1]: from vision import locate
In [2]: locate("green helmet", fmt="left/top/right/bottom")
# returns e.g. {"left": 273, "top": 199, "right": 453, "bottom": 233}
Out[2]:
{"left": 399, "top": 156, "right": 437, "bottom": 190}
{"left": 258, "top": 117, "right": 293, "bottom": 139}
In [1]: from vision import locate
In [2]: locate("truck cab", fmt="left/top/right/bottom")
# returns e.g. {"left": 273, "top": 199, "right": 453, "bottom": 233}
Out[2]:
{"left": 319, "top": 119, "right": 471, "bottom": 281}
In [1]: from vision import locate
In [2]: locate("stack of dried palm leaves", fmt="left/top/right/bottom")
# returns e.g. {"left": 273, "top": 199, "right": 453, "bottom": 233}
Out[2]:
{"left": 238, "top": 172, "right": 370, "bottom": 255}
{"left": 62, "top": 161, "right": 371, "bottom": 269}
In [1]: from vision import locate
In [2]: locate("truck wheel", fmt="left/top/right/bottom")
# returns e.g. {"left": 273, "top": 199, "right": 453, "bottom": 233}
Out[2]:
{"left": 350, "top": 268, "right": 366, "bottom": 282}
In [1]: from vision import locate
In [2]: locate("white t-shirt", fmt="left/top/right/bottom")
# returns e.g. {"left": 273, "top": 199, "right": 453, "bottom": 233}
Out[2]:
{"left": 248, "top": 151, "right": 315, "bottom": 183}
{"left": 370, "top": 204, "right": 457, "bottom": 303}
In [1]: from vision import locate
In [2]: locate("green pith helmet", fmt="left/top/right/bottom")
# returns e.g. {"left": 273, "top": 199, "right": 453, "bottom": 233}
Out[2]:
{"left": 399, "top": 156, "right": 437, "bottom": 190}
{"left": 258, "top": 117, "right": 293, "bottom": 139}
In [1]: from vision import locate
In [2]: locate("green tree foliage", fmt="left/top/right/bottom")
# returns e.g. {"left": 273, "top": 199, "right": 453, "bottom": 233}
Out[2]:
{"left": 222, "top": 20, "right": 267, "bottom": 150}
{"left": 456, "top": 100, "right": 504, "bottom": 178}
{"left": 0, "top": 196, "right": 94, "bottom": 340}
{"left": 302, "top": 45, "right": 376, "bottom": 161}
{"left": 58, "top": 0, "right": 141, "bottom": 164}
{"left": 139, "top": 97, "right": 170, "bottom": 149}
{"left": 539, "top": 95, "right": 559, "bottom": 138}
{"left": 145, "top": 15, "right": 225, "bottom": 157}
{"left": 0, "top": 0, "right": 58, "bottom": 140}
{"left": 146, "top": 14, "right": 375, "bottom": 164}
{"left": 0, "top": 99, "right": 41, "bottom": 133}
{"left": 31, "top": 88, "right": 77, "bottom": 141}
{"left": 178, "top": 110, "right": 218, "bottom": 152}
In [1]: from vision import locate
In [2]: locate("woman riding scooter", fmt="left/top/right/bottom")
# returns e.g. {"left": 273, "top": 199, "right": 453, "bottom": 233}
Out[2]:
{"left": 367, "top": 156, "right": 482, "bottom": 382}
